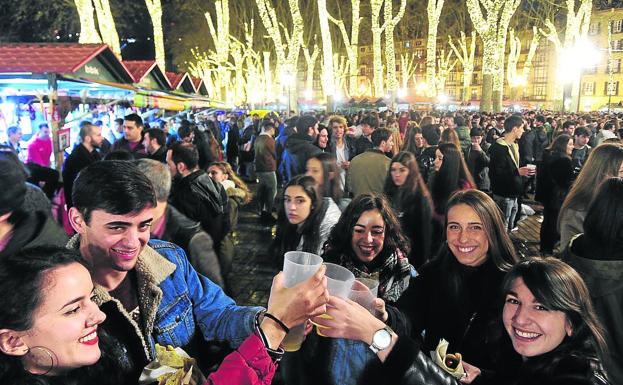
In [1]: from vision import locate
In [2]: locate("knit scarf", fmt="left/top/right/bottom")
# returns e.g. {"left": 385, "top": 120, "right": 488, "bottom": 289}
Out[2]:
{"left": 338, "top": 249, "right": 411, "bottom": 302}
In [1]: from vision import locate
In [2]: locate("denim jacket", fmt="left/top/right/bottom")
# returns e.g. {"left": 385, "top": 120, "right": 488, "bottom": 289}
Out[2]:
{"left": 67, "top": 236, "right": 263, "bottom": 361}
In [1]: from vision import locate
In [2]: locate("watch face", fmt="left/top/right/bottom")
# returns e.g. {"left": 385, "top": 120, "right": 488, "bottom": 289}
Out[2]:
{"left": 373, "top": 328, "right": 392, "bottom": 349}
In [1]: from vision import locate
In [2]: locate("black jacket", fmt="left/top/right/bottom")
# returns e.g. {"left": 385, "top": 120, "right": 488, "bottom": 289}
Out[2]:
{"left": 519, "top": 129, "right": 536, "bottom": 164}
{"left": 62, "top": 144, "right": 101, "bottom": 207}
{"left": 284, "top": 132, "right": 321, "bottom": 176}
{"left": 464, "top": 144, "right": 491, "bottom": 192}
{"left": 535, "top": 151, "right": 573, "bottom": 208}
{"left": 170, "top": 170, "right": 229, "bottom": 247}
{"left": 508, "top": 352, "right": 610, "bottom": 385}
{"left": 147, "top": 145, "right": 167, "bottom": 163}
{"left": 395, "top": 256, "right": 519, "bottom": 384}
{"left": 562, "top": 235, "right": 623, "bottom": 385}
{"left": 489, "top": 141, "right": 523, "bottom": 198}
{"left": 533, "top": 127, "right": 549, "bottom": 162}
{"left": 0, "top": 210, "right": 68, "bottom": 258}
{"left": 152, "top": 205, "right": 224, "bottom": 288}
{"left": 354, "top": 135, "right": 374, "bottom": 157}
{"left": 112, "top": 137, "right": 147, "bottom": 158}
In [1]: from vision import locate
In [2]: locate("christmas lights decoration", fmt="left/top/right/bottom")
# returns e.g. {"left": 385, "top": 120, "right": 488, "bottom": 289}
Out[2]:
{"left": 426, "top": 0, "right": 445, "bottom": 97}
{"left": 370, "top": 0, "right": 406, "bottom": 98}
{"left": 448, "top": 31, "right": 476, "bottom": 102}
{"left": 145, "top": 0, "right": 166, "bottom": 71}
{"left": 318, "top": 0, "right": 335, "bottom": 101}
{"left": 467, "top": 0, "right": 521, "bottom": 112}
{"left": 384, "top": 0, "right": 407, "bottom": 101}
{"left": 506, "top": 27, "right": 540, "bottom": 101}
{"left": 75, "top": 0, "right": 102, "bottom": 44}
{"left": 206, "top": 0, "right": 231, "bottom": 102}
{"left": 93, "top": 0, "right": 121, "bottom": 56}
{"left": 327, "top": 0, "right": 361, "bottom": 97}
{"left": 303, "top": 39, "right": 320, "bottom": 100}
{"left": 400, "top": 53, "right": 418, "bottom": 92}
{"left": 435, "top": 48, "right": 457, "bottom": 97}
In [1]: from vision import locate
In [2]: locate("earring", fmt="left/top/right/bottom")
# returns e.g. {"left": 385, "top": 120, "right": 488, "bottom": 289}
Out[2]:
{"left": 24, "top": 346, "right": 57, "bottom": 376}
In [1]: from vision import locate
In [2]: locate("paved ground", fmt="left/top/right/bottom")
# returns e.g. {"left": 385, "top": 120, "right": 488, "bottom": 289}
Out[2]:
{"left": 228, "top": 191, "right": 545, "bottom": 307}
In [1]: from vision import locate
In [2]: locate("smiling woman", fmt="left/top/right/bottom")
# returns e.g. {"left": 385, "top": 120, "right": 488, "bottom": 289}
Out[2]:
{"left": 0, "top": 246, "right": 120, "bottom": 385}
{"left": 396, "top": 189, "right": 520, "bottom": 384}
{"left": 499, "top": 258, "right": 610, "bottom": 385}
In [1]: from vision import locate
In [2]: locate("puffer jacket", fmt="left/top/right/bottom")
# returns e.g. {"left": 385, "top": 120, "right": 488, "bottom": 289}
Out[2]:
{"left": 205, "top": 333, "right": 277, "bottom": 385}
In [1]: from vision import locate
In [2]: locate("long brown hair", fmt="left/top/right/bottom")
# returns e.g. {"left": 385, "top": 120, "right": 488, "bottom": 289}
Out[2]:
{"left": 559, "top": 143, "right": 623, "bottom": 229}
{"left": 384, "top": 151, "right": 432, "bottom": 210}
{"left": 209, "top": 161, "right": 252, "bottom": 204}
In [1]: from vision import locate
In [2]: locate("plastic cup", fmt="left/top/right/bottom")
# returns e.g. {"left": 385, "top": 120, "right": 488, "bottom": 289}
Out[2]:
{"left": 314, "top": 263, "right": 356, "bottom": 336}
{"left": 324, "top": 263, "right": 356, "bottom": 299}
{"left": 280, "top": 251, "right": 323, "bottom": 352}
{"left": 348, "top": 277, "right": 379, "bottom": 313}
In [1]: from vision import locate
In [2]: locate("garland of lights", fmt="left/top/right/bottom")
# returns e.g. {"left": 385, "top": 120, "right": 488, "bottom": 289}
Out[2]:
{"left": 327, "top": 0, "right": 361, "bottom": 97}
{"left": 449, "top": 31, "right": 476, "bottom": 102}
{"left": 75, "top": 0, "right": 102, "bottom": 44}
{"left": 145, "top": 0, "right": 165, "bottom": 71}
{"left": 426, "top": 0, "right": 445, "bottom": 97}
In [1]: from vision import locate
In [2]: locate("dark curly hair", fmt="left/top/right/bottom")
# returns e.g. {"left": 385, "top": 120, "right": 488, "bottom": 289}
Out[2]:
{"left": 322, "top": 193, "right": 409, "bottom": 265}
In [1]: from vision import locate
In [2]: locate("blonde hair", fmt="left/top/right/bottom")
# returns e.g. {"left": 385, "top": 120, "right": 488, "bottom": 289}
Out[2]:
{"left": 209, "top": 161, "right": 252, "bottom": 204}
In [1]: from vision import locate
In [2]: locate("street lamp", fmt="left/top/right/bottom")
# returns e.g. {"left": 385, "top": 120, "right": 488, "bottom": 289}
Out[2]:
{"left": 557, "top": 38, "right": 601, "bottom": 112}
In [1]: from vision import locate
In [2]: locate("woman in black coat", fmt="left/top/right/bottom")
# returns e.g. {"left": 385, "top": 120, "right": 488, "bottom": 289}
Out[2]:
{"left": 535, "top": 134, "right": 574, "bottom": 254}
{"left": 384, "top": 151, "right": 434, "bottom": 268}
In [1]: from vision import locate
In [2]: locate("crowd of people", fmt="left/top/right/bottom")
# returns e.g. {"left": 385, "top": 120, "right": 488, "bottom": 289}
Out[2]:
{"left": 0, "top": 106, "right": 622, "bottom": 385}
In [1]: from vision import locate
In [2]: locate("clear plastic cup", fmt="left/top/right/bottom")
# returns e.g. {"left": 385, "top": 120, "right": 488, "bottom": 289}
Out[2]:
{"left": 280, "top": 251, "right": 323, "bottom": 352}
{"left": 348, "top": 277, "right": 379, "bottom": 313}
{"left": 324, "top": 263, "right": 356, "bottom": 299}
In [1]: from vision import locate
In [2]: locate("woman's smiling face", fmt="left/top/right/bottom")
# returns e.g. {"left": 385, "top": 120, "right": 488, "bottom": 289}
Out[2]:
{"left": 351, "top": 209, "right": 386, "bottom": 263}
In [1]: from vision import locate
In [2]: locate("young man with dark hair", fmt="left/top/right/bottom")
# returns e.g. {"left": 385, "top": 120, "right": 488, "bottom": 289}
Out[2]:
{"left": 464, "top": 127, "right": 490, "bottom": 192}
{"left": 282, "top": 115, "right": 321, "bottom": 178}
{"left": 1, "top": 125, "right": 24, "bottom": 159}
{"left": 417, "top": 124, "right": 441, "bottom": 183}
{"left": 25, "top": 123, "right": 59, "bottom": 198}
{"left": 142, "top": 128, "right": 167, "bottom": 163}
{"left": 113, "top": 113, "right": 147, "bottom": 158}
{"left": 67, "top": 160, "right": 327, "bottom": 382}
{"left": 167, "top": 142, "right": 229, "bottom": 250}
{"left": 62, "top": 121, "right": 104, "bottom": 208}
{"left": 571, "top": 126, "right": 591, "bottom": 174}
{"left": 354, "top": 115, "right": 379, "bottom": 156}
{"left": 348, "top": 128, "right": 393, "bottom": 197}
{"left": 489, "top": 115, "right": 535, "bottom": 231}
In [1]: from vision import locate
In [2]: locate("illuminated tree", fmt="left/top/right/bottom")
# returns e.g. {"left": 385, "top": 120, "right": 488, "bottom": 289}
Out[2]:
{"left": 205, "top": 0, "right": 231, "bottom": 101}
{"left": 539, "top": 0, "right": 593, "bottom": 109}
{"left": 506, "top": 27, "right": 540, "bottom": 101}
{"left": 467, "top": 0, "right": 521, "bottom": 112}
{"left": 370, "top": 0, "right": 406, "bottom": 98}
{"left": 92, "top": 0, "right": 120, "bottom": 56}
{"left": 332, "top": 54, "right": 349, "bottom": 98}
{"left": 255, "top": 0, "right": 305, "bottom": 103}
{"left": 449, "top": 31, "right": 476, "bottom": 102}
{"left": 75, "top": 0, "right": 102, "bottom": 44}
{"left": 426, "top": 0, "right": 445, "bottom": 97}
{"left": 318, "top": 0, "right": 335, "bottom": 103}
{"left": 327, "top": 0, "right": 362, "bottom": 97}
{"left": 400, "top": 53, "right": 418, "bottom": 92}
{"left": 303, "top": 39, "right": 320, "bottom": 99}
{"left": 145, "top": 0, "right": 166, "bottom": 71}
{"left": 435, "top": 48, "right": 457, "bottom": 97}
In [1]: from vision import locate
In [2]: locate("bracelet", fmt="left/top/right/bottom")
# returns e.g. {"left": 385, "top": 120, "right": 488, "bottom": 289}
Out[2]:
{"left": 263, "top": 312, "right": 290, "bottom": 333}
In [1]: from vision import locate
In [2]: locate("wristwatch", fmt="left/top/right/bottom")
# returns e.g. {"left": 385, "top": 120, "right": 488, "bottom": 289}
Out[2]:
{"left": 369, "top": 326, "right": 393, "bottom": 354}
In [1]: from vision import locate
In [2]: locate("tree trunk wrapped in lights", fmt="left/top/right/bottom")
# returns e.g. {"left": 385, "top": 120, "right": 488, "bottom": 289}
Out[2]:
{"left": 145, "top": 0, "right": 166, "bottom": 71}
{"left": 333, "top": 54, "right": 349, "bottom": 98}
{"left": 92, "top": 0, "right": 120, "bottom": 56}
{"left": 327, "top": 0, "right": 361, "bottom": 97}
{"left": 263, "top": 51, "right": 273, "bottom": 102}
{"left": 303, "top": 40, "right": 320, "bottom": 99}
{"left": 449, "top": 31, "right": 476, "bottom": 102}
{"left": 400, "top": 53, "right": 418, "bottom": 91}
{"left": 435, "top": 49, "right": 457, "bottom": 97}
{"left": 384, "top": 0, "right": 407, "bottom": 102}
{"left": 230, "top": 39, "right": 246, "bottom": 105}
{"left": 426, "top": 0, "right": 445, "bottom": 97}
{"left": 318, "top": 0, "right": 335, "bottom": 104}
{"left": 467, "top": 0, "right": 521, "bottom": 112}
{"left": 255, "top": 0, "right": 304, "bottom": 106}
{"left": 539, "top": 0, "right": 593, "bottom": 110}
{"left": 507, "top": 27, "right": 540, "bottom": 101}
{"left": 75, "top": 0, "right": 102, "bottom": 44}
{"left": 370, "top": 0, "right": 385, "bottom": 97}
{"left": 206, "top": 0, "right": 231, "bottom": 101}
